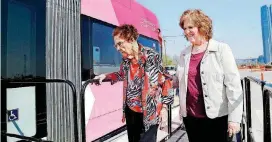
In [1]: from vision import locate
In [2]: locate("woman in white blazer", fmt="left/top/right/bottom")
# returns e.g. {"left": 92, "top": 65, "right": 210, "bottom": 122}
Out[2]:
{"left": 175, "top": 9, "right": 243, "bottom": 142}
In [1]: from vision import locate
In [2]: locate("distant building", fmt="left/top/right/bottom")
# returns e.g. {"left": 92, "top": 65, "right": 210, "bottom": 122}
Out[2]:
{"left": 258, "top": 55, "right": 265, "bottom": 64}
{"left": 236, "top": 58, "right": 257, "bottom": 66}
{"left": 261, "top": 5, "right": 272, "bottom": 64}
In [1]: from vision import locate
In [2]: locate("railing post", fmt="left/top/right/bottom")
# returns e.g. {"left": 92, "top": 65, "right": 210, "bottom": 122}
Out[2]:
{"left": 263, "top": 87, "right": 271, "bottom": 142}
{"left": 244, "top": 77, "right": 252, "bottom": 142}
{"left": 167, "top": 104, "right": 172, "bottom": 137}
{"left": 80, "top": 80, "right": 89, "bottom": 142}
{"left": 240, "top": 78, "right": 245, "bottom": 142}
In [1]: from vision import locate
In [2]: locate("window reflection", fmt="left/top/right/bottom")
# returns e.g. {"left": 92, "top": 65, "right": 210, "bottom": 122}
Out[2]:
{"left": 81, "top": 15, "right": 93, "bottom": 80}
{"left": 81, "top": 19, "right": 162, "bottom": 78}
{"left": 7, "top": 3, "right": 36, "bottom": 78}
{"left": 92, "top": 22, "right": 122, "bottom": 74}
{"left": 1, "top": 0, "right": 45, "bottom": 80}
{"left": 138, "top": 35, "right": 161, "bottom": 53}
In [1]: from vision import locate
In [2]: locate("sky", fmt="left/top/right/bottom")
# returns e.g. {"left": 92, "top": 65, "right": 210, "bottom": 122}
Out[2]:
{"left": 137, "top": 0, "right": 272, "bottom": 59}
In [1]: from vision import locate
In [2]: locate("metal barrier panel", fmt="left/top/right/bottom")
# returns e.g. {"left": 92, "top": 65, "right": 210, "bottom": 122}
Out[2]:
{"left": 248, "top": 78, "right": 264, "bottom": 142}
{"left": 243, "top": 77, "right": 272, "bottom": 142}
{"left": 1, "top": 79, "right": 78, "bottom": 142}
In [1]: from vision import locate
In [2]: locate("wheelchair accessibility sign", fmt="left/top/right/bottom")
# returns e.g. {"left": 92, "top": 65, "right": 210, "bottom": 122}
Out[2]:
{"left": 7, "top": 109, "right": 19, "bottom": 122}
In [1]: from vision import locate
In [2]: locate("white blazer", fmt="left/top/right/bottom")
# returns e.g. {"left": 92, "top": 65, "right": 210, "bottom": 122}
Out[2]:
{"left": 175, "top": 39, "right": 243, "bottom": 123}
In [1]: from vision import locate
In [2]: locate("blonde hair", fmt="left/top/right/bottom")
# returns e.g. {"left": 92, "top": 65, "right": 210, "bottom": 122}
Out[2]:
{"left": 179, "top": 9, "right": 213, "bottom": 40}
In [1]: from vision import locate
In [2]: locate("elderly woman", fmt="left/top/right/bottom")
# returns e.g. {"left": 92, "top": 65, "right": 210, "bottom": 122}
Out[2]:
{"left": 175, "top": 9, "right": 243, "bottom": 142}
{"left": 94, "top": 24, "right": 173, "bottom": 142}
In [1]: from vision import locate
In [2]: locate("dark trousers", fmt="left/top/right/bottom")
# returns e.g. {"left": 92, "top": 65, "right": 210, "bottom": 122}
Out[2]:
{"left": 125, "top": 105, "right": 158, "bottom": 142}
{"left": 183, "top": 115, "right": 228, "bottom": 142}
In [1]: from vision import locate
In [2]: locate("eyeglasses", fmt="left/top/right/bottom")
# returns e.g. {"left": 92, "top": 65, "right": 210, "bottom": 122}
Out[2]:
{"left": 114, "top": 41, "right": 125, "bottom": 51}
{"left": 114, "top": 41, "right": 124, "bottom": 48}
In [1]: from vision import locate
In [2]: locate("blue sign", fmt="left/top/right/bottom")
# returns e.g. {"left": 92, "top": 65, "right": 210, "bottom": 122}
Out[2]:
{"left": 7, "top": 109, "right": 19, "bottom": 122}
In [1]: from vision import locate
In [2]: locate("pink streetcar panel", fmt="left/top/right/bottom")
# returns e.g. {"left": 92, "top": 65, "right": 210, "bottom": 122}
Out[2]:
{"left": 81, "top": 0, "right": 162, "bottom": 141}
{"left": 85, "top": 82, "right": 123, "bottom": 141}
{"left": 81, "top": 0, "right": 160, "bottom": 41}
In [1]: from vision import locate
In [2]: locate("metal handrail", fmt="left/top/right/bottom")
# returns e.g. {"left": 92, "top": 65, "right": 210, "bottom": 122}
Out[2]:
{"left": 1, "top": 132, "right": 52, "bottom": 142}
{"left": 168, "top": 104, "right": 172, "bottom": 137}
{"left": 80, "top": 78, "right": 112, "bottom": 142}
{"left": 243, "top": 77, "right": 272, "bottom": 142}
{"left": 246, "top": 76, "right": 266, "bottom": 86}
{"left": 264, "top": 84, "right": 272, "bottom": 91}
{"left": 80, "top": 79, "right": 178, "bottom": 141}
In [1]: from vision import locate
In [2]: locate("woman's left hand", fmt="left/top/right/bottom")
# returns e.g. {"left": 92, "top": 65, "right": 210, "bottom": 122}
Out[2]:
{"left": 228, "top": 122, "right": 240, "bottom": 137}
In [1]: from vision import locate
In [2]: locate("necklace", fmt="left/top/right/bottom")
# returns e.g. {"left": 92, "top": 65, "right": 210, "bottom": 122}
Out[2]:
{"left": 192, "top": 41, "right": 209, "bottom": 54}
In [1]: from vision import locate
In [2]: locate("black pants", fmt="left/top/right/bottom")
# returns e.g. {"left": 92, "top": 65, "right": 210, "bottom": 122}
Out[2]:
{"left": 183, "top": 115, "right": 228, "bottom": 142}
{"left": 125, "top": 105, "right": 158, "bottom": 142}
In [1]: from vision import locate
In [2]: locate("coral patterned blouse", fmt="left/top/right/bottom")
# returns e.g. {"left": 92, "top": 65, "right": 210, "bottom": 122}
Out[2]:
{"left": 105, "top": 44, "right": 173, "bottom": 132}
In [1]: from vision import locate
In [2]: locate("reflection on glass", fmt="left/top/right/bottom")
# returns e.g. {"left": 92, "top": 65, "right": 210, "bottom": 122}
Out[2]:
{"left": 81, "top": 15, "right": 92, "bottom": 80}
{"left": 138, "top": 35, "right": 161, "bottom": 53}
{"left": 92, "top": 23, "right": 121, "bottom": 74}
{"left": 7, "top": 2, "right": 36, "bottom": 78}
{"left": 81, "top": 19, "right": 162, "bottom": 76}
{"left": 1, "top": 1, "right": 46, "bottom": 80}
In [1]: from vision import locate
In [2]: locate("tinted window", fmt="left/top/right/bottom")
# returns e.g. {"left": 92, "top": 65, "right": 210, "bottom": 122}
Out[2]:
{"left": 81, "top": 15, "right": 93, "bottom": 80}
{"left": 1, "top": 0, "right": 45, "bottom": 80}
{"left": 81, "top": 20, "right": 162, "bottom": 77}
{"left": 92, "top": 22, "right": 122, "bottom": 74}
{"left": 138, "top": 35, "right": 161, "bottom": 53}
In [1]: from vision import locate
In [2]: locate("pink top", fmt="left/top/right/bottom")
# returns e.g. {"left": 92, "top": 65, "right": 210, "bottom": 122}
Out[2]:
{"left": 186, "top": 51, "right": 207, "bottom": 118}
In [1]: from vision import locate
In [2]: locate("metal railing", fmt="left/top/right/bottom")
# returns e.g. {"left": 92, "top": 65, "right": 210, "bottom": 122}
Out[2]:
{"left": 2, "top": 76, "right": 271, "bottom": 142}
{"left": 80, "top": 79, "right": 177, "bottom": 142}
{"left": 1, "top": 132, "right": 52, "bottom": 142}
{"left": 80, "top": 79, "right": 99, "bottom": 142}
{"left": 242, "top": 77, "right": 272, "bottom": 142}
{"left": 80, "top": 79, "right": 116, "bottom": 142}
{"left": 1, "top": 79, "right": 78, "bottom": 142}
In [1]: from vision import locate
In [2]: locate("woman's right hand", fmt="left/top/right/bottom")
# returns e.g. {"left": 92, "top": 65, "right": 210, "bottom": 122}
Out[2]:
{"left": 93, "top": 74, "right": 106, "bottom": 85}
{"left": 121, "top": 113, "right": 126, "bottom": 123}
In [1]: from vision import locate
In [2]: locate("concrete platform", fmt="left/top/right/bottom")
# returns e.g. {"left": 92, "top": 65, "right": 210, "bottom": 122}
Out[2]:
{"left": 104, "top": 106, "right": 182, "bottom": 142}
